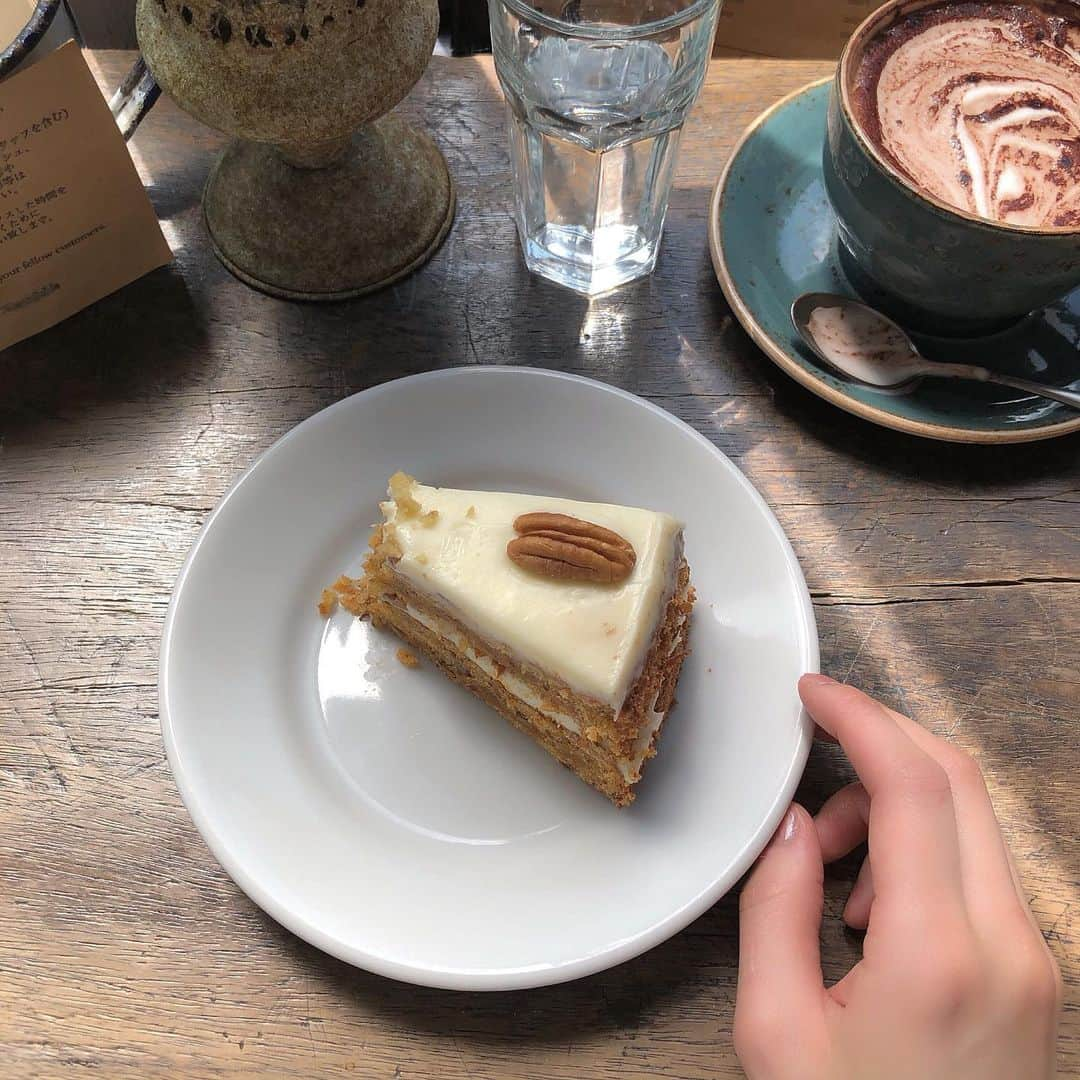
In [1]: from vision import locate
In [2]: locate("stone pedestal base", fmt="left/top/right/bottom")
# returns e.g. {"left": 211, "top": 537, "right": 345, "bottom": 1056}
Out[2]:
{"left": 203, "top": 116, "right": 455, "bottom": 301}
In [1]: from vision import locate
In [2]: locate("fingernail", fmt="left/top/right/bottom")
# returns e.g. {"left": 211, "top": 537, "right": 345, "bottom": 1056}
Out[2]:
{"left": 779, "top": 806, "right": 798, "bottom": 843}
{"left": 801, "top": 673, "right": 835, "bottom": 687}
{"left": 759, "top": 807, "right": 799, "bottom": 861}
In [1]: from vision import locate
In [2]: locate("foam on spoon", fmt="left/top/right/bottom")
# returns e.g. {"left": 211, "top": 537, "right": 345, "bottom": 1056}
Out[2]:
{"left": 806, "top": 304, "right": 919, "bottom": 385}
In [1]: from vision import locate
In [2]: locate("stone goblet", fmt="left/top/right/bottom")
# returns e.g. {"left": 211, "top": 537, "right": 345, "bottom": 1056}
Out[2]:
{"left": 136, "top": 0, "right": 455, "bottom": 300}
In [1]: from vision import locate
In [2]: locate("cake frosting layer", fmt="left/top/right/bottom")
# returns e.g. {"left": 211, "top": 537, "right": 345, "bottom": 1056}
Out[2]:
{"left": 852, "top": 2, "right": 1080, "bottom": 229}
{"left": 379, "top": 475, "right": 682, "bottom": 710}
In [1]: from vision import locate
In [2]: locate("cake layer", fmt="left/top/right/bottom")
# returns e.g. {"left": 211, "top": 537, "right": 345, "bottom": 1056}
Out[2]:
{"left": 371, "top": 559, "right": 693, "bottom": 773}
{"left": 371, "top": 600, "right": 636, "bottom": 803}
{"left": 379, "top": 475, "right": 683, "bottom": 710}
{"left": 363, "top": 565, "right": 694, "bottom": 804}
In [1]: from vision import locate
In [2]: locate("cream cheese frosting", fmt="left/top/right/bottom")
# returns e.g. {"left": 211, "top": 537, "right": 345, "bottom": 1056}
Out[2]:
{"left": 380, "top": 476, "right": 682, "bottom": 710}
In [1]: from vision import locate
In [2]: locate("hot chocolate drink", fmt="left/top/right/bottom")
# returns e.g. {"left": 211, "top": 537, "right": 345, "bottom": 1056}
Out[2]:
{"left": 850, "top": 1, "right": 1080, "bottom": 230}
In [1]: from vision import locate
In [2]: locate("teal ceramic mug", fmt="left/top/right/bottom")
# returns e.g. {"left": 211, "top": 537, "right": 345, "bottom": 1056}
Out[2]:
{"left": 823, "top": 0, "right": 1080, "bottom": 337}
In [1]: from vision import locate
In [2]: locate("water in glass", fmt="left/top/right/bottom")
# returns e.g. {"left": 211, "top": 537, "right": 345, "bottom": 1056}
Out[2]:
{"left": 490, "top": 1, "right": 719, "bottom": 295}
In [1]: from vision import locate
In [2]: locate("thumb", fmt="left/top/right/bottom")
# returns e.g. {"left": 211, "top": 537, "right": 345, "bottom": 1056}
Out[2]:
{"left": 735, "top": 804, "right": 826, "bottom": 1066}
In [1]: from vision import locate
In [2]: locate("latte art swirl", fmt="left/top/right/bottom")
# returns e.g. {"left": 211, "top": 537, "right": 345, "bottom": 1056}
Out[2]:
{"left": 853, "top": 3, "right": 1080, "bottom": 229}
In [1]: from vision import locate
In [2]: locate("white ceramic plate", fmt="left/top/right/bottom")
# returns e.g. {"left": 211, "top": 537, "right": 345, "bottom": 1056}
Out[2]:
{"left": 160, "top": 367, "right": 817, "bottom": 990}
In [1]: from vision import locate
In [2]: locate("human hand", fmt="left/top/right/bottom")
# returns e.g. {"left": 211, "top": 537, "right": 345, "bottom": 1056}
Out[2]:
{"left": 734, "top": 674, "right": 1062, "bottom": 1080}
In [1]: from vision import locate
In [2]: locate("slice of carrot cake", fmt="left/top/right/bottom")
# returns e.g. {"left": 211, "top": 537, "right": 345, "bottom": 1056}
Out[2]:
{"left": 329, "top": 473, "right": 694, "bottom": 806}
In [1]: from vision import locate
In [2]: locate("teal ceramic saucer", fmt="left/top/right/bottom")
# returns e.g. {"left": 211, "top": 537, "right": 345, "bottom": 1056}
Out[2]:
{"left": 708, "top": 78, "right": 1080, "bottom": 444}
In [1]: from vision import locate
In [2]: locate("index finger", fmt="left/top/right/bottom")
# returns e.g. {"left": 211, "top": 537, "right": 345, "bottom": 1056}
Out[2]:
{"left": 799, "top": 674, "right": 967, "bottom": 931}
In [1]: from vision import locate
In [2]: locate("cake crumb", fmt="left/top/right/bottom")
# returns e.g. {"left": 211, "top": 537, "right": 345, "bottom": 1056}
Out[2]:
{"left": 396, "top": 647, "right": 420, "bottom": 669}
{"left": 330, "top": 574, "right": 369, "bottom": 616}
{"left": 465, "top": 505, "right": 477, "bottom": 519}
{"left": 317, "top": 588, "right": 338, "bottom": 617}
{"left": 420, "top": 509, "right": 439, "bottom": 527}
{"left": 389, "top": 471, "right": 422, "bottom": 517}
{"left": 416, "top": 553, "right": 429, "bottom": 565}
{"left": 602, "top": 622, "right": 616, "bottom": 637}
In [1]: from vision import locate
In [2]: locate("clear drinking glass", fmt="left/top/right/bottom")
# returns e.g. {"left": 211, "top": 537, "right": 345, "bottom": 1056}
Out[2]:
{"left": 488, "top": 0, "right": 720, "bottom": 295}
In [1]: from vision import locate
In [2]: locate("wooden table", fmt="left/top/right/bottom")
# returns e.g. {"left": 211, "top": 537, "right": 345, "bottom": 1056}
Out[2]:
{"left": 2, "top": 51, "right": 1077, "bottom": 1079}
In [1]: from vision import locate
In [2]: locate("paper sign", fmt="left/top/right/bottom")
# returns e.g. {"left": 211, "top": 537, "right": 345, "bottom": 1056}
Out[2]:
{"left": 0, "top": 40, "right": 171, "bottom": 352}
{"left": 715, "top": 0, "right": 882, "bottom": 59}
{"left": 0, "top": 0, "right": 36, "bottom": 55}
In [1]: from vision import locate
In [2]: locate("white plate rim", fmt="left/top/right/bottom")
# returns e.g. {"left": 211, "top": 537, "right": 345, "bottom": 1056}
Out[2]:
{"left": 159, "top": 366, "right": 819, "bottom": 990}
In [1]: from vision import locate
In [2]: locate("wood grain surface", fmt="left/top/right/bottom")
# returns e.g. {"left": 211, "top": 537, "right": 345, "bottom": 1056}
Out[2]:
{"left": 1, "top": 52, "right": 1077, "bottom": 1079}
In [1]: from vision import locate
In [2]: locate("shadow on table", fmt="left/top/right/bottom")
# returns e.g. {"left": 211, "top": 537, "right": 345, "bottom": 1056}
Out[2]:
{"left": 0, "top": 263, "right": 208, "bottom": 437}
{"left": 702, "top": 250, "right": 1080, "bottom": 485}
{"left": 767, "top": 369, "right": 1080, "bottom": 485}
{"left": 262, "top": 888, "right": 755, "bottom": 1049}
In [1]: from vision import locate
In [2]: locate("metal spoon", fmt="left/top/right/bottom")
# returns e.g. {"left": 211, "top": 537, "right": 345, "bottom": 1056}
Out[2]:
{"left": 790, "top": 292, "right": 1080, "bottom": 411}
